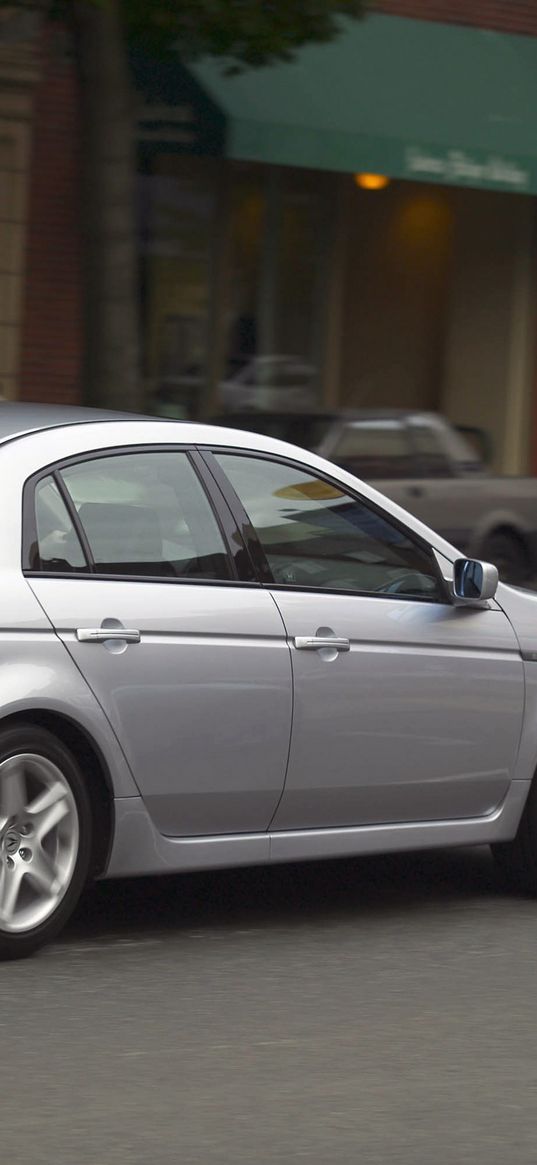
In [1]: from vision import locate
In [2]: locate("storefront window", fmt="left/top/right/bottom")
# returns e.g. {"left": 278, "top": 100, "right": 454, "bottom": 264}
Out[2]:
{"left": 139, "top": 157, "right": 332, "bottom": 419}
{"left": 140, "top": 155, "right": 216, "bottom": 418}
{"left": 220, "top": 164, "right": 330, "bottom": 415}
{"left": 224, "top": 165, "right": 264, "bottom": 379}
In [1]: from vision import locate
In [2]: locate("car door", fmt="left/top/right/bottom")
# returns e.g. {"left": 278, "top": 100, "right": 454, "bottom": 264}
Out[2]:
{"left": 212, "top": 450, "right": 524, "bottom": 832}
{"left": 24, "top": 446, "right": 292, "bottom": 837}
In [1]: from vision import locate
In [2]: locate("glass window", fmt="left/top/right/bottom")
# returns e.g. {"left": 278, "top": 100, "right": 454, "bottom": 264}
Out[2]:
{"left": 140, "top": 157, "right": 217, "bottom": 419}
{"left": 224, "top": 164, "right": 264, "bottom": 380}
{"left": 58, "top": 451, "right": 232, "bottom": 581}
{"left": 216, "top": 454, "right": 444, "bottom": 600}
{"left": 33, "top": 477, "right": 87, "bottom": 572}
{"left": 221, "top": 164, "right": 331, "bottom": 412}
{"left": 249, "top": 357, "right": 316, "bottom": 391}
{"left": 331, "top": 421, "right": 414, "bottom": 480}
{"left": 445, "top": 424, "right": 487, "bottom": 472}
{"left": 409, "top": 422, "right": 454, "bottom": 478}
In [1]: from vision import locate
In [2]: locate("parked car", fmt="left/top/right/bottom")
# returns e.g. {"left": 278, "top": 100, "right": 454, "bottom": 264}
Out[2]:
{"left": 219, "top": 356, "right": 317, "bottom": 413}
{"left": 212, "top": 409, "right": 537, "bottom": 585}
{"left": 2, "top": 402, "right": 537, "bottom": 958}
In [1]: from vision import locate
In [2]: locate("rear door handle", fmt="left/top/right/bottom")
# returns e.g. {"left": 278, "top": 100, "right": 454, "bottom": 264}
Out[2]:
{"left": 76, "top": 628, "right": 141, "bottom": 644}
{"left": 294, "top": 636, "right": 350, "bottom": 652}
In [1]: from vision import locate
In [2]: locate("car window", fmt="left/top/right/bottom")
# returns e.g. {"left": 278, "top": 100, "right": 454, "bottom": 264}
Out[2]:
{"left": 33, "top": 451, "right": 233, "bottom": 581}
{"left": 408, "top": 422, "right": 454, "bottom": 478}
{"left": 445, "top": 424, "right": 486, "bottom": 473}
{"left": 216, "top": 454, "right": 444, "bottom": 600}
{"left": 33, "top": 476, "right": 87, "bottom": 572}
{"left": 331, "top": 421, "right": 414, "bottom": 479}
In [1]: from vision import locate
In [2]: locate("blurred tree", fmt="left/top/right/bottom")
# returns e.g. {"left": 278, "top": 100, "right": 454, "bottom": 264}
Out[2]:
{"left": 0, "top": 0, "right": 366, "bottom": 409}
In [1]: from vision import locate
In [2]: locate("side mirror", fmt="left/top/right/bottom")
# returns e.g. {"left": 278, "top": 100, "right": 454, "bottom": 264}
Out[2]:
{"left": 453, "top": 558, "right": 498, "bottom": 603}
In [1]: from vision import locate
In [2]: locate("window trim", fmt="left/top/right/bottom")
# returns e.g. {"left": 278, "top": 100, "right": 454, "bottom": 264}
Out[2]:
{"left": 190, "top": 449, "right": 258, "bottom": 583}
{"left": 22, "top": 443, "right": 258, "bottom": 587}
{"left": 198, "top": 449, "right": 273, "bottom": 584}
{"left": 207, "top": 446, "right": 452, "bottom": 606}
{"left": 52, "top": 469, "right": 94, "bottom": 568}
{"left": 24, "top": 472, "right": 90, "bottom": 575}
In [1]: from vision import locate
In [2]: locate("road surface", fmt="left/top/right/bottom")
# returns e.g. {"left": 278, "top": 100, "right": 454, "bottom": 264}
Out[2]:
{"left": 1, "top": 847, "right": 537, "bottom": 1164}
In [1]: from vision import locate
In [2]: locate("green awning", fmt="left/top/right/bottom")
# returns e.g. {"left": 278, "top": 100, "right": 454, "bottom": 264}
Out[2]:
{"left": 193, "top": 14, "right": 537, "bottom": 194}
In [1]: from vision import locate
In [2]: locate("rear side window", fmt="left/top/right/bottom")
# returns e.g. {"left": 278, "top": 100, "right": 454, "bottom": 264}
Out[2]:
{"left": 29, "top": 451, "right": 233, "bottom": 581}
{"left": 33, "top": 477, "right": 86, "bottom": 572}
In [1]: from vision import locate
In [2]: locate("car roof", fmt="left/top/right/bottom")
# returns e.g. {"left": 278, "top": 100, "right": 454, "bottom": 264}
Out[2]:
{"left": 0, "top": 402, "right": 153, "bottom": 444}
{"left": 0, "top": 404, "right": 465, "bottom": 566}
{"left": 0, "top": 402, "right": 444, "bottom": 447}
{"left": 0, "top": 403, "right": 308, "bottom": 457}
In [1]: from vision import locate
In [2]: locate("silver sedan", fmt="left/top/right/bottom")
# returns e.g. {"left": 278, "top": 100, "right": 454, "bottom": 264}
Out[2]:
{"left": 0, "top": 402, "right": 536, "bottom": 959}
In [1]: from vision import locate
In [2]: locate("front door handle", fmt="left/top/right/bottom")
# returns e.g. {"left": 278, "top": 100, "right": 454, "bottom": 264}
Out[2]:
{"left": 294, "top": 636, "right": 350, "bottom": 652}
{"left": 76, "top": 628, "right": 141, "bottom": 644}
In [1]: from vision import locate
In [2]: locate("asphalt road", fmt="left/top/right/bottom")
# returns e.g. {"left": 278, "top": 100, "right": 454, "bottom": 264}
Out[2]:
{"left": 2, "top": 847, "right": 537, "bottom": 1165}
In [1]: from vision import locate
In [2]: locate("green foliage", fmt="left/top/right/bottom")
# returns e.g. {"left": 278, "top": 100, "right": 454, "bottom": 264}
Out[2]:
{"left": 1, "top": 0, "right": 366, "bottom": 65}
{"left": 121, "top": 0, "right": 366, "bottom": 63}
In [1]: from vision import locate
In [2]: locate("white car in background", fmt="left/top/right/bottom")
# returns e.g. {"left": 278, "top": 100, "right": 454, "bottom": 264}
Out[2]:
{"left": 219, "top": 356, "right": 317, "bottom": 413}
{"left": 213, "top": 408, "right": 537, "bottom": 586}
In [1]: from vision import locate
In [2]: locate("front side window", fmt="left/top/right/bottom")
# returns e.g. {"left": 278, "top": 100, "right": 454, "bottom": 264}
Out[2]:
{"left": 31, "top": 451, "right": 233, "bottom": 581}
{"left": 216, "top": 454, "right": 444, "bottom": 600}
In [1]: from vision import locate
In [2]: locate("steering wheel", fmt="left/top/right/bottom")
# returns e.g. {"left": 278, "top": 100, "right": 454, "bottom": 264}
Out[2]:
{"left": 271, "top": 561, "right": 317, "bottom": 586}
{"left": 375, "top": 572, "right": 430, "bottom": 596}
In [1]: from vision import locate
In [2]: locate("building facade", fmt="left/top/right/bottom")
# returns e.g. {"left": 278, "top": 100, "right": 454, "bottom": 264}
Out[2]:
{"left": 8, "top": 2, "right": 537, "bottom": 473}
{"left": 0, "top": 8, "right": 39, "bottom": 403}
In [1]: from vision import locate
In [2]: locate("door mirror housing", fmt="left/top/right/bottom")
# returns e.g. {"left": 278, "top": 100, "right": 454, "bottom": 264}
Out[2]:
{"left": 453, "top": 558, "right": 498, "bottom": 603}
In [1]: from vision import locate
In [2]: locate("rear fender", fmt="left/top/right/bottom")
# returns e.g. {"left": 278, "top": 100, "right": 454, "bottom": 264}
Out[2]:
{"left": 0, "top": 632, "right": 139, "bottom": 797}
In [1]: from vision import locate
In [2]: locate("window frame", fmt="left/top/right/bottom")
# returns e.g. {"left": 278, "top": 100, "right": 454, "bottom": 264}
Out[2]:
{"left": 30, "top": 472, "right": 91, "bottom": 574}
{"left": 22, "top": 444, "right": 259, "bottom": 588}
{"left": 205, "top": 447, "right": 452, "bottom": 606}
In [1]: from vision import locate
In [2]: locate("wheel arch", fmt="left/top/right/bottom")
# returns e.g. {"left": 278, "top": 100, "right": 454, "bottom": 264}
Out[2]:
{"left": 0, "top": 709, "right": 114, "bottom": 877}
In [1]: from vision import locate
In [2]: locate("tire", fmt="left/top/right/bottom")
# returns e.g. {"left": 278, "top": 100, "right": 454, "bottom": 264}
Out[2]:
{"left": 0, "top": 724, "right": 92, "bottom": 960}
{"left": 492, "top": 778, "right": 537, "bottom": 894}
{"left": 482, "top": 529, "right": 530, "bottom": 587}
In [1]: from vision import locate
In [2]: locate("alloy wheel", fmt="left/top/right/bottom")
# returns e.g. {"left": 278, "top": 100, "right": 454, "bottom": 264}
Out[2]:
{"left": 0, "top": 753, "right": 79, "bottom": 934}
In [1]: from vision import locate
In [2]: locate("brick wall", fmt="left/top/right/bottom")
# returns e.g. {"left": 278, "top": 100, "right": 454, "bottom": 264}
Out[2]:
{"left": 0, "top": 21, "right": 38, "bottom": 402}
{"left": 19, "top": 27, "right": 82, "bottom": 404}
{"left": 375, "top": 1, "right": 537, "bottom": 37}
